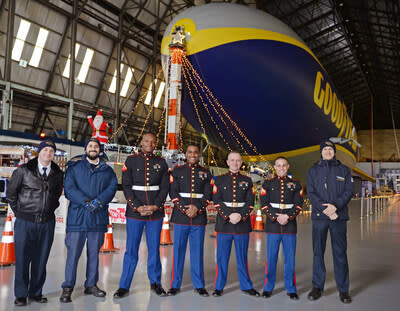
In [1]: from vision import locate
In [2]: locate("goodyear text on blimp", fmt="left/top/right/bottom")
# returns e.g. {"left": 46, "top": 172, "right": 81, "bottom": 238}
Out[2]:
{"left": 313, "top": 71, "right": 357, "bottom": 152}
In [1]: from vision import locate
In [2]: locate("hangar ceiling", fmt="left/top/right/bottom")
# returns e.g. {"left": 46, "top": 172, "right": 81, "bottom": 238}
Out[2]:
{"left": 0, "top": 0, "right": 398, "bottom": 145}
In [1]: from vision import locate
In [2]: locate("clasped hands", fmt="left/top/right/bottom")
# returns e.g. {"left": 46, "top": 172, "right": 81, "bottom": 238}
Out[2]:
{"left": 137, "top": 205, "right": 159, "bottom": 216}
{"left": 275, "top": 213, "right": 289, "bottom": 225}
{"left": 229, "top": 212, "right": 242, "bottom": 224}
{"left": 322, "top": 203, "right": 338, "bottom": 220}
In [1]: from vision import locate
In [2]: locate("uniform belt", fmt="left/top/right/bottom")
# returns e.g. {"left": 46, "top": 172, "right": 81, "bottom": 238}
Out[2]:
{"left": 179, "top": 192, "right": 204, "bottom": 198}
{"left": 223, "top": 202, "right": 245, "bottom": 207}
{"left": 270, "top": 203, "right": 294, "bottom": 209}
{"left": 132, "top": 185, "right": 160, "bottom": 191}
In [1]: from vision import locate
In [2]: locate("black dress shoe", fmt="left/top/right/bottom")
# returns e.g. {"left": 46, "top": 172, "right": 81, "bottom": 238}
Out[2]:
{"left": 167, "top": 288, "right": 180, "bottom": 296}
{"left": 242, "top": 288, "right": 260, "bottom": 297}
{"left": 14, "top": 297, "right": 27, "bottom": 306}
{"left": 194, "top": 288, "right": 209, "bottom": 297}
{"left": 339, "top": 292, "right": 352, "bottom": 304}
{"left": 212, "top": 289, "right": 223, "bottom": 297}
{"left": 84, "top": 285, "right": 106, "bottom": 297}
{"left": 150, "top": 283, "right": 167, "bottom": 296}
{"left": 60, "top": 287, "right": 73, "bottom": 303}
{"left": 262, "top": 291, "right": 272, "bottom": 298}
{"left": 29, "top": 295, "right": 48, "bottom": 303}
{"left": 287, "top": 293, "right": 299, "bottom": 300}
{"left": 113, "top": 288, "right": 129, "bottom": 298}
{"left": 307, "top": 287, "right": 322, "bottom": 301}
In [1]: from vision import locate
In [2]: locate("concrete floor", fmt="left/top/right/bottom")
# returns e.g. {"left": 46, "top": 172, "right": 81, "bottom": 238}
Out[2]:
{"left": 0, "top": 198, "right": 399, "bottom": 310}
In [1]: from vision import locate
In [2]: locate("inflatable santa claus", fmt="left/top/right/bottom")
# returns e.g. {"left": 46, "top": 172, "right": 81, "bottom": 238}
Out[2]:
{"left": 87, "top": 109, "right": 112, "bottom": 145}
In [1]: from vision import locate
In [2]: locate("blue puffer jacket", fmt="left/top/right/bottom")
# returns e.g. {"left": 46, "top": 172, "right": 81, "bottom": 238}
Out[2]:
{"left": 64, "top": 155, "right": 118, "bottom": 232}
{"left": 306, "top": 158, "right": 353, "bottom": 221}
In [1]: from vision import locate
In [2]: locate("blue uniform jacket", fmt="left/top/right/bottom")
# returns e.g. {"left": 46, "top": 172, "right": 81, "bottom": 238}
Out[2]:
{"left": 306, "top": 158, "right": 353, "bottom": 221}
{"left": 64, "top": 155, "right": 118, "bottom": 232}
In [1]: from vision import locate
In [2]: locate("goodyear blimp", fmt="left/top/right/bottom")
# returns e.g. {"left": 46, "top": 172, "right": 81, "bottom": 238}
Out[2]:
{"left": 161, "top": 3, "right": 372, "bottom": 182}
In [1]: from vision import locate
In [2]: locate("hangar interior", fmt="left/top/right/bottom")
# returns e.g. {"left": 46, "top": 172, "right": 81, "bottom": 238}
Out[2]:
{"left": 0, "top": 1, "right": 400, "bottom": 310}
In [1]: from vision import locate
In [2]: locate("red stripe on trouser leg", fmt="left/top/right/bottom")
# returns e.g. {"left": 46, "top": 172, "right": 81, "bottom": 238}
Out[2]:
{"left": 263, "top": 259, "right": 268, "bottom": 287}
{"left": 170, "top": 255, "right": 175, "bottom": 288}
{"left": 246, "top": 260, "right": 250, "bottom": 278}
{"left": 293, "top": 271, "right": 296, "bottom": 286}
{"left": 214, "top": 234, "right": 218, "bottom": 287}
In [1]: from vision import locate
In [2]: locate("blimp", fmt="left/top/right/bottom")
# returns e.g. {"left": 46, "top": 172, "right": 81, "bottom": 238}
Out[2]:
{"left": 161, "top": 3, "right": 372, "bottom": 183}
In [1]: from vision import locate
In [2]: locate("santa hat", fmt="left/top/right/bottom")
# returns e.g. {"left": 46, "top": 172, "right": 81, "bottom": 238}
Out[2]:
{"left": 95, "top": 109, "right": 103, "bottom": 117}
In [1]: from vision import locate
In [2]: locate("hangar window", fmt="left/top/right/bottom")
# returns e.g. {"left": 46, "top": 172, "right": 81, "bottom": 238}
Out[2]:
{"left": 144, "top": 79, "right": 165, "bottom": 107}
{"left": 29, "top": 28, "right": 49, "bottom": 67}
{"left": 108, "top": 64, "right": 135, "bottom": 97}
{"left": 62, "top": 44, "right": 81, "bottom": 78}
{"left": 76, "top": 48, "right": 94, "bottom": 83}
{"left": 11, "top": 19, "right": 31, "bottom": 61}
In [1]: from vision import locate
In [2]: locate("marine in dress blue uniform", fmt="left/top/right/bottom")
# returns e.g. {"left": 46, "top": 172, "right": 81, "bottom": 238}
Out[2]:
{"left": 167, "top": 145, "right": 212, "bottom": 297}
{"left": 212, "top": 152, "right": 259, "bottom": 297}
{"left": 260, "top": 157, "right": 303, "bottom": 300}
{"left": 306, "top": 140, "right": 353, "bottom": 304}
{"left": 114, "top": 133, "right": 169, "bottom": 298}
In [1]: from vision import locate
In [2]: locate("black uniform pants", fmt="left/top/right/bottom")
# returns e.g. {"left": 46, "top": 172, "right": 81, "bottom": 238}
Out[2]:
{"left": 14, "top": 218, "right": 55, "bottom": 298}
{"left": 312, "top": 220, "right": 349, "bottom": 293}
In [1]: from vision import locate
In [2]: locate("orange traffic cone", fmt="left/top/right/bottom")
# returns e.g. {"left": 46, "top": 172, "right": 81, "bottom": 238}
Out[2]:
{"left": 100, "top": 224, "right": 119, "bottom": 253}
{"left": 253, "top": 209, "right": 264, "bottom": 231}
{"left": 160, "top": 214, "right": 173, "bottom": 245}
{"left": 0, "top": 216, "right": 16, "bottom": 266}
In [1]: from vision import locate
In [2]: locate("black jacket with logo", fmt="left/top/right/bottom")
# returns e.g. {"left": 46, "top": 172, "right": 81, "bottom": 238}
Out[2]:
{"left": 306, "top": 158, "right": 353, "bottom": 221}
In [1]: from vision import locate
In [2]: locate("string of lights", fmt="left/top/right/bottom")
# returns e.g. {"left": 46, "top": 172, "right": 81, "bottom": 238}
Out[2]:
{"left": 156, "top": 106, "right": 166, "bottom": 148}
{"left": 181, "top": 62, "right": 218, "bottom": 166}
{"left": 181, "top": 61, "right": 233, "bottom": 152}
{"left": 109, "top": 68, "right": 164, "bottom": 141}
{"left": 183, "top": 57, "right": 250, "bottom": 154}
{"left": 182, "top": 55, "right": 273, "bottom": 172}
{"left": 183, "top": 56, "right": 258, "bottom": 154}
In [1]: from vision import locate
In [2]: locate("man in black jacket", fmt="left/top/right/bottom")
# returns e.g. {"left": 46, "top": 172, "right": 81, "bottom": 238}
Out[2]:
{"left": 260, "top": 157, "right": 303, "bottom": 300}
{"left": 167, "top": 144, "right": 212, "bottom": 297}
{"left": 7, "top": 140, "right": 64, "bottom": 306}
{"left": 306, "top": 140, "right": 353, "bottom": 304}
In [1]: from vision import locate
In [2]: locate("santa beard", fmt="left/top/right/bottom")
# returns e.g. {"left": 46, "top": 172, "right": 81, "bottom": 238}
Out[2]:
{"left": 93, "top": 116, "right": 103, "bottom": 129}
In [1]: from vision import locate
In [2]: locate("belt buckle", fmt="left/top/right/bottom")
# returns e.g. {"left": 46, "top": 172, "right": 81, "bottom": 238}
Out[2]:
{"left": 35, "top": 215, "right": 43, "bottom": 223}
{"left": 232, "top": 202, "right": 238, "bottom": 208}
{"left": 145, "top": 185, "right": 151, "bottom": 191}
{"left": 281, "top": 204, "right": 286, "bottom": 209}
{"left": 190, "top": 193, "right": 195, "bottom": 198}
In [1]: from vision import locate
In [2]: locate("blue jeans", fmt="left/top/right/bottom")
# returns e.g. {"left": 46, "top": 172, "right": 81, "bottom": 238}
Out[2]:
{"left": 61, "top": 231, "right": 104, "bottom": 288}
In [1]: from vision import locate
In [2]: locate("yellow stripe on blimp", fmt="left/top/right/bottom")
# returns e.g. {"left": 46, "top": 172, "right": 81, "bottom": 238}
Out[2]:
{"left": 352, "top": 167, "right": 375, "bottom": 183}
{"left": 242, "top": 145, "right": 357, "bottom": 162}
{"left": 161, "top": 26, "right": 322, "bottom": 67}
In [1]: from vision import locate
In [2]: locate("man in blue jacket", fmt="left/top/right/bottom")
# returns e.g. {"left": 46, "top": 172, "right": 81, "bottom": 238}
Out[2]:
{"left": 60, "top": 138, "right": 117, "bottom": 303}
{"left": 306, "top": 140, "right": 353, "bottom": 304}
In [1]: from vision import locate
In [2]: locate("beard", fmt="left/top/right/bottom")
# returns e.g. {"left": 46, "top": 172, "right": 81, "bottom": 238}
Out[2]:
{"left": 86, "top": 151, "right": 99, "bottom": 160}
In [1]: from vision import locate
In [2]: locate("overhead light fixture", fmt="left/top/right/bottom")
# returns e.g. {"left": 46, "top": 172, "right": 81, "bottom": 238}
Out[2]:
{"left": 11, "top": 19, "right": 31, "bottom": 61}
{"left": 62, "top": 43, "right": 80, "bottom": 78}
{"left": 154, "top": 81, "right": 165, "bottom": 108}
{"left": 76, "top": 47, "right": 94, "bottom": 83}
{"left": 29, "top": 28, "right": 49, "bottom": 67}
{"left": 108, "top": 64, "right": 124, "bottom": 94}
{"left": 339, "top": 2, "right": 344, "bottom": 6}
{"left": 120, "top": 67, "right": 134, "bottom": 97}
